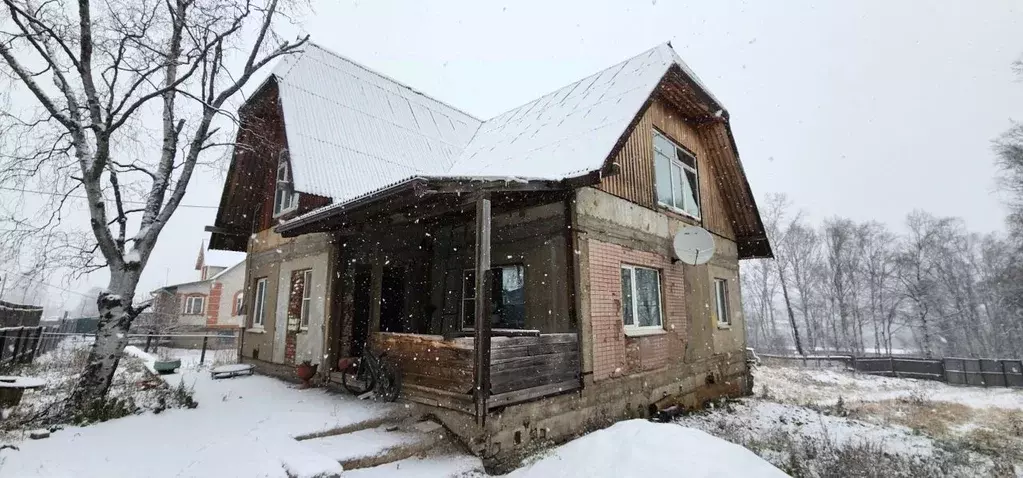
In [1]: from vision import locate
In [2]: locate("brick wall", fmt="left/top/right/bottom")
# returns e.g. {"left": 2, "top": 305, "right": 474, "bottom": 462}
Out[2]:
{"left": 207, "top": 282, "right": 222, "bottom": 326}
{"left": 586, "top": 238, "right": 687, "bottom": 381}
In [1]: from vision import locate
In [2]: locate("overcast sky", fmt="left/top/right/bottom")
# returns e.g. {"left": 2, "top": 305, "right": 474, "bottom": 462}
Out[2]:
{"left": 6, "top": 0, "right": 1023, "bottom": 309}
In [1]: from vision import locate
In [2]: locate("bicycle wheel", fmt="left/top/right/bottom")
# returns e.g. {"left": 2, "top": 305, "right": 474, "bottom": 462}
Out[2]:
{"left": 375, "top": 359, "right": 401, "bottom": 402}
{"left": 341, "top": 358, "right": 374, "bottom": 395}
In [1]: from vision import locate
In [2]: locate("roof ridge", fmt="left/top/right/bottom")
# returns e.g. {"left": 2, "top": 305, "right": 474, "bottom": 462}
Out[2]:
{"left": 300, "top": 42, "right": 483, "bottom": 122}
{"left": 474, "top": 43, "right": 670, "bottom": 125}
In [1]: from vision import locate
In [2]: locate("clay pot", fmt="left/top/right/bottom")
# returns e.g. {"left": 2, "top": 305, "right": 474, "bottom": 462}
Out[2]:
{"left": 296, "top": 361, "right": 318, "bottom": 389}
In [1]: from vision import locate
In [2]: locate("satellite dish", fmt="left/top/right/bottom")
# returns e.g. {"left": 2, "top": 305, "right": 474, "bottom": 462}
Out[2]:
{"left": 673, "top": 225, "right": 716, "bottom": 265}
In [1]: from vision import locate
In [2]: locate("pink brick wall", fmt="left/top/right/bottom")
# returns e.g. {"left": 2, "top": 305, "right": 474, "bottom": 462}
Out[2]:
{"left": 587, "top": 238, "right": 687, "bottom": 381}
{"left": 207, "top": 282, "right": 222, "bottom": 326}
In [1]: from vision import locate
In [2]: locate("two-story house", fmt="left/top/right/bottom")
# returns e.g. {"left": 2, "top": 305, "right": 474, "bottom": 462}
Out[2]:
{"left": 208, "top": 42, "right": 771, "bottom": 466}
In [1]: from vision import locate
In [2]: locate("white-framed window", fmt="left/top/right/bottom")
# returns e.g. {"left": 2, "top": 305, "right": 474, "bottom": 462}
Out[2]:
{"left": 182, "top": 295, "right": 204, "bottom": 315}
{"left": 234, "top": 292, "right": 244, "bottom": 316}
{"left": 299, "top": 269, "right": 313, "bottom": 329}
{"left": 461, "top": 265, "right": 526, "bottom": 330}
{"left": 252, "top": 278, "right": 267, "bottom": 328}
{"left": 273, "top": 151, "right": 298, "bottom": 216}
{"left": 654, "top": 129, "right": 701, "bottom": 219}
{"left": 620, "top": 265, "right": 663, "bottom": 330}
{"left": 714, "top": 278, "right": 731, "bottom": 327}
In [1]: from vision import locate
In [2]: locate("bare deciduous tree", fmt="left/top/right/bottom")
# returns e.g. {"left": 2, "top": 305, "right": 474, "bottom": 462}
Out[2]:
{"left": 0, "top": 0, "right": 307, "bottom": 412}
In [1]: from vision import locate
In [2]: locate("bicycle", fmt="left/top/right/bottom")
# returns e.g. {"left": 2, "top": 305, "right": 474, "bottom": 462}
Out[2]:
{"left": 339, "top": 350, "right": 401, "bottom": 402}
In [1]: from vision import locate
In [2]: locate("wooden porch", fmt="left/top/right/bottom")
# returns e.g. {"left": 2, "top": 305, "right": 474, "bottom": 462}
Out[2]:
{"left": 372, "top": 332, "right": 580, "bottom": 413}
{"left": 280, "top": 178, "right": 588, "bottom": 423}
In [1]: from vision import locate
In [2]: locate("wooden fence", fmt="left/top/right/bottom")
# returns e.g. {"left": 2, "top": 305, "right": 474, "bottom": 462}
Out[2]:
{"left": 0, "top": 326, "right": 45, "bottom": 367}
{"left": 762, "top": 353, "right": 1023, "bottom": 388}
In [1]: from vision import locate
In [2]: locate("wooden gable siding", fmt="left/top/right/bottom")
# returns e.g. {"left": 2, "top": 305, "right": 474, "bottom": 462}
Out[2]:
{"left": 214, "top": 79, "right": 331, "bottom": 243}
{"left": 598, "top": 96, "right": 735, "bottom": 240}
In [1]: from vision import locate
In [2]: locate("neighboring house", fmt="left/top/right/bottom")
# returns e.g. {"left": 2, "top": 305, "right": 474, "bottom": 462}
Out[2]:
{"left": 208, "top": 42, "right": 771, "bottom": 465}
{"left": 147, "top": 245, "right": 247, "bottom": 336}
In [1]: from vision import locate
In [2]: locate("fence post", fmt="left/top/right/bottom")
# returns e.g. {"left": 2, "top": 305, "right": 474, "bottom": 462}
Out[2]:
{"left": 889, "top": 356, "right": 897, "bottom": 378}
{"left": 27, "top": 327, "right": 43, "bottom": 363}
{"left": 200, "top": 336, "right": 209, "bottom": 365}
{"left": 11, "top": 327, "right": 25, "bottom": 363}
{"left": 850, "top": 355, "right": 857, "bottom": 375}
{"left": 144, "top": 334, "right": 153, "bottom": 353}
{"left": 1001, "top": 360, "right": 1009, "bottom": 388}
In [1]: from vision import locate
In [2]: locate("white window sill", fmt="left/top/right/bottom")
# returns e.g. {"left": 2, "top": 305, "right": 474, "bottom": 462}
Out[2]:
{"left": 272, "top": 205, "right": 298, "bottom": 219}
{"left": 657, "top": 203, "right": 701, "bottom": 222}
{"left": 624, "top": 327, "right": 667, "bottom": 338}
{"left": 299, "top": 327, "right": 309, "bottom": 333}
{"left": 717, "top": 324, "right": 732, "bottom": 330}
{"left": 246, "top": 328, "right": 267, "bottom": 334}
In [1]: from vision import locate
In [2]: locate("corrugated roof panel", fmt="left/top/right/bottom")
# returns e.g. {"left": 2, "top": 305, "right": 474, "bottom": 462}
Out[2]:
{"left": 269, "top": 42, "right": 721, "bottom": 206}
{"left": 272, "top": 43, "right": 481, "bottom": 202}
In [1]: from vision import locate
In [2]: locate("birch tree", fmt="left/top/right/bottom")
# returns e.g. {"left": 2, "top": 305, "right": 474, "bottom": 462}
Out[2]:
{"left": 0, "top": 0, "right": 307, "bottom": 412}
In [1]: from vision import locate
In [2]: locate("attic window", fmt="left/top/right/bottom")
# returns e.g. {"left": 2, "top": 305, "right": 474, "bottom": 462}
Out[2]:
{"left": 654, "top": 130, "right": 701, "bottom": 219}
{"left": 273, "top": 151, "right": 298, "bottom": 216}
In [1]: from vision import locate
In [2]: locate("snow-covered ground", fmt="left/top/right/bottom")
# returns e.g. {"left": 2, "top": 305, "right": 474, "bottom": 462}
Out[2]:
{"left": 680, "top": 366, "right": 1023, "bottom": 477}
{"left": 506, "top": 420, "right": 787, "bottom": 477}
{"left": 0, "top": 345, "right": 405, "bottom": 477}
{"left": 754, "top": 365, "right": 1023, "bottom": 410}
{"left": 7, "top": 343, "right": 1020, "bottom": 478}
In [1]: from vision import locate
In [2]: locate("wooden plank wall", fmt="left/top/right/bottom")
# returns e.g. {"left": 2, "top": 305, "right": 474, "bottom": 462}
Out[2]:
{"left": 372, "top": 332, "right": 474, "bottom": 395}
{"left": 598, "top": 96, "right": 735, "bottom": 241}
{"left": 488, "top": 333, "right": 580, "bottom": 408}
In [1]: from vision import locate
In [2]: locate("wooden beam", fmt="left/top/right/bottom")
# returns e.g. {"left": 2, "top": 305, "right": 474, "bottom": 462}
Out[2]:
{"left": 472, "top": 193, "right": 492, "bottom": 426}
{"left": 204, "top": 225, "right": 247, "bottom": 236}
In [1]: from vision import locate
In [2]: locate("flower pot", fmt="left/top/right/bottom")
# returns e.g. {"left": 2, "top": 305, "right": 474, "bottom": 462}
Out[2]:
{"left": 296, "top": 361, "right": 318, "bottom": 389}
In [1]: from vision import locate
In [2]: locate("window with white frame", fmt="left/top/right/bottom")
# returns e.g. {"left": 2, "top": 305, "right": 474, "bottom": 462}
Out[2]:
{"left": 234, "top": 292, "right": 244, "bottom": 316}
{"left": 714, "top": 278, "right": 731, "bottom": 327}
{"left": 653, "top": 130, "right": 701, "bottom": 218}
{"left": 273, "top": 151, "right": 298, "bottom": 216}
{"left": 620, "top": 265, "right": 663, "bottom": 329}
{"left": 299, "top": 269, "right": 313, "bottom": 328}
{"left": 183, "top": 295, "right": 204, "bottom": 315}
{"left": 252, "top": 278, "right": 267, "bottom": 328}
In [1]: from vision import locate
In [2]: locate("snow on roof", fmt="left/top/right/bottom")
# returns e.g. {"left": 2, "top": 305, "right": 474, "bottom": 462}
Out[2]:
{"left": 202, "top": 249, "right": 246, "bottom": 268}
{"left": 272, "top": 43, "right": 482, "bottom": 201}
{"left": 271, "top": 42, "right": 722, "bottom": 211}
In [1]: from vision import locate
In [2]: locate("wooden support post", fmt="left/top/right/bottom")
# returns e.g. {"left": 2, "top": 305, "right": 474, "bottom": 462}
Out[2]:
{"left": 200, "top": 336, "right": 209, "bottom": 365}
{"left": 237, "top": 326, "right": 245, "bottom": 364}
{"left": 145, "top": 334, "right": 153, "bottom": 353}
{"left": 473, "top": 194, "right": 492, "bottom": 426}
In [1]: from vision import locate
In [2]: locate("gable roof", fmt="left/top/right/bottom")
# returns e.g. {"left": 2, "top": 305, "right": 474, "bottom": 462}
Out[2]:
{"left": 219, "top": 42, "right": 770, "bottom": 258}
{"left": 272, "top": 42, "right": 723, "bottom": 206}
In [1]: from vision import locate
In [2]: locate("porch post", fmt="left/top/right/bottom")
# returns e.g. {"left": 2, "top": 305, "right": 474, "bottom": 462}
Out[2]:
{"left": 473, "top": 193, "right": 492, "bottom": 426}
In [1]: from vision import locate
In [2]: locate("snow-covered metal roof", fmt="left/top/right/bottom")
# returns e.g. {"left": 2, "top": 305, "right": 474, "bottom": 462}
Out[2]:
{"left": 272, "top": 44, "right": 482, "bottom": 200}
{"left": 271, "top": 42, "right": 723, "bottom": 208}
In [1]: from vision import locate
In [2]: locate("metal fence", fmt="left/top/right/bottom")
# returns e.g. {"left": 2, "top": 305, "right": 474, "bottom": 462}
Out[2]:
{"left": 762, "top": 353, "right": 1023, "bottom": 388}
{"left": 3, "top": 326, "right": 243, "bottom": 370}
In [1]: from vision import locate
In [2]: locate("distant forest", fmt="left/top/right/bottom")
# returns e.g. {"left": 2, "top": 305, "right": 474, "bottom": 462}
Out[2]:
{"left": 743, "top": 108, "right": 1023, "bottom": 359}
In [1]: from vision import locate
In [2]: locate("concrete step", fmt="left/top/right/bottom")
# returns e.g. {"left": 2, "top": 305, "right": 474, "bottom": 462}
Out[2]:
{"left": 292, "top": 412, "right": 414, "bottom": 441}
{"left": 298, "top": 420, "right": 450, "bottom": 471}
